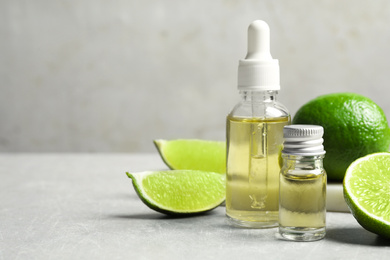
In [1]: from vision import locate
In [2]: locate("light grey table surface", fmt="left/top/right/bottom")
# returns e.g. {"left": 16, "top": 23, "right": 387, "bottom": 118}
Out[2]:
{"left": 0, "top": 153, "right": 389, "bottom": 260}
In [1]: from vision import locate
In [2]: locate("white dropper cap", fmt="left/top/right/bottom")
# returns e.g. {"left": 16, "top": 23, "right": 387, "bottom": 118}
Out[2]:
{"left": 237, "top": 20, "right": 280, "bottom": 91}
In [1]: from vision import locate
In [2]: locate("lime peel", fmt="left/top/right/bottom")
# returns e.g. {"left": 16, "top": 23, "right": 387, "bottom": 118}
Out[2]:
{"left": 343, "top": 152, "right": 390, "bottom": 238}
{"left": 127, "top": 170, "right": 226, "bottom": 216}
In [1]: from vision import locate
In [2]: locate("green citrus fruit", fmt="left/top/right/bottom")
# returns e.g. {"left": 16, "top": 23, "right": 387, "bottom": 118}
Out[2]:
{"left": 126, "top": 170, "right": 226, "bottom": 215}
{"left": 154, "top": 139, "right": 226, "bottom": 174}
{"left": 293, "top": 93, "right": 390, "bottom": 181}
{"left": 343, "top": 153, "right": 390, "bottom": 239}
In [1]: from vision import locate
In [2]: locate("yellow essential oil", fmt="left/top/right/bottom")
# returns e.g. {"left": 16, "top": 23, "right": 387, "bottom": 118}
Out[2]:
{"left": 226, "top": 116, "right": 289, "bottom": 228}
{"left": 279, "top": 168, "right": 326, "bottom": 230}
{"left": 279, "top": 125, "right": 327, "bottom": 241}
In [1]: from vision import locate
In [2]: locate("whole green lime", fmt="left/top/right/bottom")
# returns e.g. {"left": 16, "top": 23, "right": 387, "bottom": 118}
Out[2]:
{"left": 293, "top": 93, "right": 390, "bottom": 181}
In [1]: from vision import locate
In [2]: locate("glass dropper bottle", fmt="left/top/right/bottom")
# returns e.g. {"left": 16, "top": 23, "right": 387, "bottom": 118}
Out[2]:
{"left": 226, "top": 20, "right": 290, "bottom": 228}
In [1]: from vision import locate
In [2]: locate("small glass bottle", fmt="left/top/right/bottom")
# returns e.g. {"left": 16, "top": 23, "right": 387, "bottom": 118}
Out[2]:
{"left": 279, "top": 125, "right": 327, "bottom": 241}
{"left": 226, "top": 20, "right": 290, "bottom": 228}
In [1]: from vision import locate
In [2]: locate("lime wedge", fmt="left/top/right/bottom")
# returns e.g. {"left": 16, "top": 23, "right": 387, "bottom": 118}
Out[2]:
{"left": 154, "top": 139, "right": 226, "bottom": 174}
{"left": 343, "top": 153, "right": 390, "bottom": 238}
{"left": 126, "top": 170, "right": 226, "bottom": 215}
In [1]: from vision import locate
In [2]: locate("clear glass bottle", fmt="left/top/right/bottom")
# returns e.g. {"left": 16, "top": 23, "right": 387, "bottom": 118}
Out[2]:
{"left": 279, "top": 125, "right": 327, "bottom": 241}
{"left": 226, "top": 20, "right": 290, "bottom": 228}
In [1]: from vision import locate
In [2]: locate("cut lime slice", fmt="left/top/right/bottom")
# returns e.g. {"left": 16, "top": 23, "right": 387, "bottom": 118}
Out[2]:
{"left": 154, "top": 139, "right": 226, "bottom": 174}
{"left": 127, "top": 170, "right": 226, "bottom": 215}
{"left": 343, "top": 152, "right": 390, "bottom": 238}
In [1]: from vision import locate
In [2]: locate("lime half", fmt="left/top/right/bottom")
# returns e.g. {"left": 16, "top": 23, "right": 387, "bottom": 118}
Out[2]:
{"left": 343, "top": 153, "right": 390, "bottom": 238}
{"left": 127, "top": 170, "right": 226, "bottom": 215}
{"left": 154, "top": 139, "right": 226, "bottom": 174}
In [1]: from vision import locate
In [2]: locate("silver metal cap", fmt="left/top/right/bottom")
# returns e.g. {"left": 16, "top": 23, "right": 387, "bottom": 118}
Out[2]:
{"left": 282, "top": 125, "right": 325, "bottom": 155}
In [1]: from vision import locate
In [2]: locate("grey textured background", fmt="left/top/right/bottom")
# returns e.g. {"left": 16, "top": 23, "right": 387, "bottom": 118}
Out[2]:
{"left": 2, "top": 0, "right": 390, "bottom": 152}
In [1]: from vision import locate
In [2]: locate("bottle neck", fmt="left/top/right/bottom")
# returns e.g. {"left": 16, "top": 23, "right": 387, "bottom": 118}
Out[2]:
{"left": 240, "top": 90, "right": 278, "bottom": 102}
{"left": 282, "top": 154, "right": 324, "bottom": 170}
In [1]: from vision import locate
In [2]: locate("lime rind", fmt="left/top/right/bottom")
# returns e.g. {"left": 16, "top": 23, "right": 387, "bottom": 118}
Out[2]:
{"left": 126, "top": 171, "right": 169, "bottom": 215}
{"left": 154, "top": 139, "right": 226, "bottom": 174}
{"left": 127, "top": 170, "right": 226, "bottom": 216}
{"left": 154, "top": 140, "right": 173, "bottom": 170}
{"left": 343, "top": 152, "right": 390, "bottom": 238}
